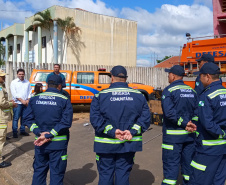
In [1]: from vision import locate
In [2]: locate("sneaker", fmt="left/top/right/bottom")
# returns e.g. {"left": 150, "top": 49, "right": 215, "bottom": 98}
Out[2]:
{"left": 0, "top": 161, "right": 11, "bottom": 168}
{"left": 13, "top": 133, "right": 18, "bottom": 138}
{"left": 20, "top": 132, "right": 30, "bottom": 136}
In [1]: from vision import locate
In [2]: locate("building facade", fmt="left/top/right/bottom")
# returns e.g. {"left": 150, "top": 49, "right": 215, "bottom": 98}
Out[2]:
{"left": 0, "top": 5, "right": 137, "bottom": 66}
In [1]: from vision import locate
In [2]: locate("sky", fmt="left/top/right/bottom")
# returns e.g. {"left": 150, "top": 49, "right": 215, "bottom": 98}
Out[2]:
{"left": 0, "top": 0, "right": 213, "bottom": 67}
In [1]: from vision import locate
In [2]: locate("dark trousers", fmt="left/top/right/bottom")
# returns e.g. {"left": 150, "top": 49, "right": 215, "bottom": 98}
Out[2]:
{"left": 96, "top": 152, "right": 135, "bottom": 185}
{"left": 32, "top": 147, "right": 68, "bottom": 185}
{"left": 162, "top": 141, "right": 195, "bottom": 185}
{"left": 12, "top": 104, "right": 26, "bottom": 133}
{"left": 189, "top": 153, "right": 226, "bottom": 185}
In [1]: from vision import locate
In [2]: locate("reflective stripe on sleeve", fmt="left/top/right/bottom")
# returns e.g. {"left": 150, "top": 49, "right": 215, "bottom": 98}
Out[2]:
{"left": 94, "top": 136, "right": 142, "bottom": 144}
{"left": 190, "top": 160, "right": 206, "bottom": 171}
{"left": 35, "top": 135, "right": 67, "bottom": 141}
{"left": 96, "top": 155, "right": 99, "bottom": 161}
{"left": 162, "top": 179, "right": 177, "bottom": 184}
{"left": 177, "top": 117, "right": 183, "bottom": 126}
{"left": 202, "top": 139, "right": 226, "bottom": 146}
{"left": 219, "top": 130, "right": 226, "bottom": 139}
{"left": 162, "top": 144, "right": 173, "bottom": 150}
{"left": 192, "top": 116, "right": 198, "bottom": 121}
{"left": 61, "top": 155, "right": 68, "bottom": 160}
{"left": 183, "top": 175, "right": 189, "bottom": 181}
{"left": 50, "top": 129, "right": 58, "bottom": 136}
{"left": 103, "top": 125, "right": 113, "bottom": 134}
{"left": 3, "top": 109, "right": 10, "bottom": 113}
{"left": 131, "top": 124, "right": 141, "bottom": 134}
{"left": 166, "top": 130, "right": 191, "bottom": 135}
{"left": 168, "top": 85, "right": 194, "bottom": 93}
{"left": 30, "top": 123, "right": 39, "bottom": 132}
{"left": 208, "top": 89, "right": 226, "bottom": 99}
{"left": 0, "top": 124, "right": 7, "bottom": 129}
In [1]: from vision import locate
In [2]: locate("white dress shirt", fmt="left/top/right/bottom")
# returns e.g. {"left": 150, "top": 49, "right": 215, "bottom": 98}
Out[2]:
{"left": 10, "top": 78, "right": 32, "bottom": 104}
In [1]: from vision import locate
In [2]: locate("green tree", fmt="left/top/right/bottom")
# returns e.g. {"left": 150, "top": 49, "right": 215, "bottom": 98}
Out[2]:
{"left": 0, "top": 43, "right": 5, "bottom": 65}
{"left": 157, "top": 56, "right": 172, "bottom": 63}
{"left": 57, "top": 16, "right": 84, "bottom": 64}
{"left": 33, "top": 9, "right": 53, "bottom": 48}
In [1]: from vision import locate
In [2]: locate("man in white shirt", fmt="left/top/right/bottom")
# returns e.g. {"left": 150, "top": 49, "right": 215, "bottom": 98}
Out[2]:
{"left": 10, "top": 69, "right": 32, "bottom": 138}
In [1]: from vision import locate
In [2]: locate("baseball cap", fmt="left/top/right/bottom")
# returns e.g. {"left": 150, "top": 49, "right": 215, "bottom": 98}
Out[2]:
{"left": 165, "top": 65, "right": 185, "bottom": 76}
{"left": 199, "top": 62, "right": 221, "bottom": 75}
{"left": 0, "top": 70, "right": 7, "bottom": 76}
{"left": 110, "top": 65, "right": 128, "bottom": 78}
{"left": 196, "top": 53, "right": 214, "bottom": 63}
{"left": 48, "top": 75, "right": 63, "bottom": 85}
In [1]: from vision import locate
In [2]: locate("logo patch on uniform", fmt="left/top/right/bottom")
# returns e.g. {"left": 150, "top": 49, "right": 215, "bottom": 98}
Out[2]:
{"left": 162, "top": 95, "right": 165, "bottom": 99}
{"left": 0, "top": 87, "right": 2, "bottom": 91}
{"left": 196, "top": 82, "right": 200, "bottom": 86}
{"left": 198, "top": 101, "right": 204, "bottom": 106}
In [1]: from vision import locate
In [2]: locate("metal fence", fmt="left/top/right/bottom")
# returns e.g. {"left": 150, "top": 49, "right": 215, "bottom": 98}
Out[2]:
{"left": 5, "top": 62, "right": 169, "bottom": 98}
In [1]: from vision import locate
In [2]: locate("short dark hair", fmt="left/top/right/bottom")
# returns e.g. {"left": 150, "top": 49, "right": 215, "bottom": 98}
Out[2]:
{"left": 17, "top": 69, "right": 25, "bottom": 74}
{"left": 210, "top": 74, "right": 220, "bottom": 80}
{"left": 48, "top": 82, "right": 58, "bottom": 89}
{"left": 54, "top": 64, "right": 60, "bottom": 68}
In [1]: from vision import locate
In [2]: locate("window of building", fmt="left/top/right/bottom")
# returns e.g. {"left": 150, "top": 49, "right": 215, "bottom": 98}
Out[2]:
{"left": 29, "top": 41, "right": 32, "bottom": 51}
{"left": 9, "top": 46, "right": 13, "bottom": 55}
{"left": 77, "top": 73, "right": 94, "bottom": 84}
{"left": 42, "top": 36, "right": 46, "bottom": 48}
{"left": 17, "top": 44, "right": 20, "bottom": 53}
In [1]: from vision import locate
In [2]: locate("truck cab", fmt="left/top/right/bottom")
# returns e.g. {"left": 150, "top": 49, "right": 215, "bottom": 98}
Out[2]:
{"left": 30, "top": 69, "right": 154, "bottom": 104}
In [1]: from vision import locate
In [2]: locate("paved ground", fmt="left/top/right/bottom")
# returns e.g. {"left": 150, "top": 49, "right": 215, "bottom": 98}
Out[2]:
{"left": 0, "top": 105, "right": 184, "bottom": 185}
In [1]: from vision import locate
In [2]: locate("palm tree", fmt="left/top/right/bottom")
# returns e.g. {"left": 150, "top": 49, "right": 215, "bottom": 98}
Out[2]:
{"left": 0, "top": 43, "right": 5, "bottom": 65}
{"left": 57, "top": 17, "right": 83, "bottom": 64}
{"left": 33, "top": 9, "right": 53, "bottom": 48}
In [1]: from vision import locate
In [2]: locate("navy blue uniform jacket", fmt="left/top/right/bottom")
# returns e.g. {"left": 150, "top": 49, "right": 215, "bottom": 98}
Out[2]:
{"left": 197, "top": 80, "right": 226, "bottom": 155}
{"left": 161, "top": 80, "right": 198, "bottom": 143}
{"left": 90, "top": 82, "right": 151, "bottom": 153}
{"left": 23, "top": 88, "right": 73, "bottom": 150}
{"left": 194, "top": 76, "right": 204, "bottom": 97}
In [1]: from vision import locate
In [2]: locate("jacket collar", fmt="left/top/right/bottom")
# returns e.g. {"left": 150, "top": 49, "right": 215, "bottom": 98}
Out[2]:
{"left": 204, "top": 80, "right": 221, "bottom": 91}
{"left": 170, "top": 79, "right": 184, "bottom": 86}
{"left": 109, "top": 82, "right": 129, "bottom": 88}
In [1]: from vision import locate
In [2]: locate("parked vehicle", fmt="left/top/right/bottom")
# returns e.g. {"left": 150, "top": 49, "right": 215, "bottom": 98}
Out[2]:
{"left": 29, "top": 69, "right": 154, "bottom": 104}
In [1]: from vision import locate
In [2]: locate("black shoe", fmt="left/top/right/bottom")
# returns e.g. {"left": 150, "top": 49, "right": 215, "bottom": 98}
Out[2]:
{"left": 6, "top": 136, "right": 10, "bottom": 140}
{"left": 1, "top": 156, "right": 5, "bottom": 160}
{"left": 20, "top": 132, "right": 30, "bottom": 136}
{"left": 0, "top": 161, "right": 11, "bottom": 168}
{"left": 13, "top": 133, "right": 18, "bottom": 138}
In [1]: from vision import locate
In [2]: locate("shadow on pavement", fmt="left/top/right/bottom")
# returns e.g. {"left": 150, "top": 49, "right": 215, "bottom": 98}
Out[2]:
{"left": 3, "top": 141, "right": 34, "bottom": 163}
{"left": 130, "top": 164, "right": 155, "bottom": 185}
{"left": 64, "top": 163, "right": 97, "bottom": 185}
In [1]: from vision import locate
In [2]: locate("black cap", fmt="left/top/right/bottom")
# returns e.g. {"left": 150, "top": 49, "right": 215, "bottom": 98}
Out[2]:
{"left": 165, "top": 65, "right": 185, "bottom": 76}
{"left": 196, "top": 53, "right": 214, "bottom": 63}
{"left": 199, "top": 62, "right": 221, "bottom": 75}
{"left": 48, "top": 75, "right": 63, "bottom": 85}
{"left": 110, "top": 65, "right": 128, "bottom": 78}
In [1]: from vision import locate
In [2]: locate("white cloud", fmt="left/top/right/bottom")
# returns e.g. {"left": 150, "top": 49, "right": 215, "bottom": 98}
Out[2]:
{"left": 136, "top": 59, "right": 153, "bottom": 67}
{"left": 25, "top": 0, "right": 117, "bottom": 17}
{"left": 0, "top": 0, "right": 33, "bottom": 23}
{"left": 121, "top": 4, "right": 213, "bottom": 65}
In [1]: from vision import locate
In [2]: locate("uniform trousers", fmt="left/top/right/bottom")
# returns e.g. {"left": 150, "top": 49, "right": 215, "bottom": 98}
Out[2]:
{"left": 0, "top": 125, "right": 7, "bottom": 163}
{"left": 32, "top": 147, "right": 68, "bottom": 185}
{"left": 189, "top": 152, "right": 226, "bottom": 185}
{"left": 162, "top": 141, "right": 195, "bottom": 185}
{"left": 96, "top": 152, "right": 135, "bottom": 185}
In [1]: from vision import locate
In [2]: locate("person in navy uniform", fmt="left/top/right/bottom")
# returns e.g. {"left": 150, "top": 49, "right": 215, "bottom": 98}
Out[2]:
{"left": 161, "top": 65, "right": 197, "bottom": 185}
{"left": 23, "top": 75, "right": 73, "bottom": 185}
{"left": 189, "top": 63, "right": 226, "bottom": 185}
{"left": 194, "top": 53, "right": 215, "bottom": 96}
{"left": 90, "top": 65, "right": 151, "bottom": 185}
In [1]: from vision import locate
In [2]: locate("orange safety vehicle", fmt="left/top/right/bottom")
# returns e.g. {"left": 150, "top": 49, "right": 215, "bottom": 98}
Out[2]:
{"left": 29, "top": 69, "right": 154, "bottom": 104}
{"left": 180, "top": 35, "right": 226, "bottom": 88}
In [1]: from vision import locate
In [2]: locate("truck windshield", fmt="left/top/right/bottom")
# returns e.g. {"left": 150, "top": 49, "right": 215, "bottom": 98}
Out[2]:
{"left": 34, "top": 72, "right": 67, "bottom": 82}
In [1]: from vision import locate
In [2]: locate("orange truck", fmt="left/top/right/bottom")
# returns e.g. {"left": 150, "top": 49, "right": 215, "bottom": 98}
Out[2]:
{"left": 180, "top": 36, "right": 226, "bottom": 88}
{"left": 29, "top": 69, "right": 154, "bottom": 104}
